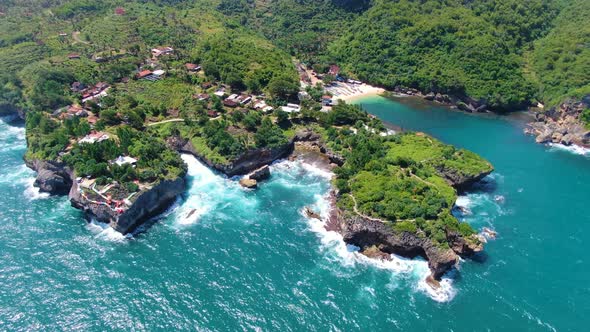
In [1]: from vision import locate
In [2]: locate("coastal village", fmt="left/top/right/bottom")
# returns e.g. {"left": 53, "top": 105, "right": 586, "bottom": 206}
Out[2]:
{"left": 46, "top": 43, "right": 386, "bottom": 217}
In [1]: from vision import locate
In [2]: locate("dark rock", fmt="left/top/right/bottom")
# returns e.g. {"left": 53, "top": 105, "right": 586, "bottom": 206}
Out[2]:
{"left": 25, "top": 159, "right": 73, "bottom": 195}
{"left": 561, "top": 134, "right": 574, "bottom": 146}
{"left": 551, "top": 132, "right": 563, "bottom": 143}
{"left": 434, "top": 93, "right": 444, "bottom": 102}
{"left": 475, "top": 104, "right": 488, "bottom": 113}
{"left": 535, "top": 130, "right": 553, "bottom": 143}
{"left": 69, "top": 177, "right": 186, "bottom": 234}
{"left": 435, "top": 164, "right": 494, "bottom": 192}
{"left": 361, "top": 245, "right": 392, "bottom": 261}
{"left": 304, "top": 207, "right": 321, "bottom": 220}
{"left": 336, "top": 211, "right": 461, "bottom": 280}
{"left": 177, "top": 137, "right": 293, "bottom": 177}
{"left": 456, "top": 101, "right": 475, "bottom": 113}
{"left": 249, "top": 165, "right": 270, "bottom": 181}
{"left": 424, "top": 92, "right": 435, "bottom": 101}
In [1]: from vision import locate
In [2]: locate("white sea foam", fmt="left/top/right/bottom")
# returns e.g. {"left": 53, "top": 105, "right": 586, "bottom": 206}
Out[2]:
{"left": 271, "top": 159, "right": 334, "bottom": 180}
{"left": 23, "top": 177, "right": 50, "bottom": 200}
{"left": 173, "top": 154, "right": 255, "bottom": 227}
{"left": 303, "top": 192, "right": 456, "bottom": 302}
{"left": 547, "top": 143, "right": 590, "bottom": 156}
{"left": 87, "top": 219, "right": 128, "bottom": 242}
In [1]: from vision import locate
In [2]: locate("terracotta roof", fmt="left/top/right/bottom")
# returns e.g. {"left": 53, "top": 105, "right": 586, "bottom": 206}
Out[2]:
{"left": 136, "top": 70, "right": 152, "bottom": 79}
{"left": 185, "top": 63, "right": 200, "bottom": 70}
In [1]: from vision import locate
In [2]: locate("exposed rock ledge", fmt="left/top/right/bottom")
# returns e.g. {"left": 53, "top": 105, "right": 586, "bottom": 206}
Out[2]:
{"left": 525, "top": 97, "right": 590, "bottom": 148}
{"left": 169, "top": 136, "right": 294, "bottom": 177}
{"left": 25, "top": 157, "right": 185, "bottom": 234}
{"left": 327, "top": 202, "right": 482, "bottom": 281}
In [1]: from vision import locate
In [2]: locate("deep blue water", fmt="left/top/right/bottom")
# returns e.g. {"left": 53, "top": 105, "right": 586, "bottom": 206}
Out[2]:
{"left": 0, "top": 95, "right": 588, "bottom": 331}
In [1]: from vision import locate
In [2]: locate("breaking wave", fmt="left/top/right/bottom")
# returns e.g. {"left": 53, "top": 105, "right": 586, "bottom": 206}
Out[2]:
{"left": 302, "top": 191, "right": 457, "bottom": 302}
{"left": 547, "top": 143, "right": 590, "bottom": 157}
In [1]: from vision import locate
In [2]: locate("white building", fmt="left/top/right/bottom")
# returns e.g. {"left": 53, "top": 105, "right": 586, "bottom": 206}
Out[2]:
{"left": 113, "top": 156, "right": 138, "bottom": 167}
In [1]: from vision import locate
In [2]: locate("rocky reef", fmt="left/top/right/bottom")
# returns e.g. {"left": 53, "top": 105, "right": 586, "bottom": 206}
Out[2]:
{"left": 525, "top": 98, "right": 590, "bottom": 148}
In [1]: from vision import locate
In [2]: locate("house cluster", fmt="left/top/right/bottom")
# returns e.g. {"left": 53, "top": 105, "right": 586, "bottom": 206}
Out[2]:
{"left": 78, "top": 131, "right": 110, "bottom": 144}
{"left": 151, "top": 47, "right": 174, "bottom": 59}
{"left": 136, "top": 69, "right": 166, "bottom": 81}
{"left": 71, "top": 81, "right": 110, "bottom": 103}
{"left": 223, "top": 94, "right": 252, "bottom": 108}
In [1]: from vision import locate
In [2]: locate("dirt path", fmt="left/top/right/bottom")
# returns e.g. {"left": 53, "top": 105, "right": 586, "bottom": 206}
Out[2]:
{"left": 349, "top": 194, "right": 388, "bottom": 223}
{"left": 147, "top": 118, "right": 185, "bottom": 126}
{"left": 72, "top": 31, "right": 90, "bottom": 44}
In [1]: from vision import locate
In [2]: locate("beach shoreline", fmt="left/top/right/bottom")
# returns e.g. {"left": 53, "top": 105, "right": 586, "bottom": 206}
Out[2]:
{"left": 325, "top": 82, "right": 385, "bottom": 103}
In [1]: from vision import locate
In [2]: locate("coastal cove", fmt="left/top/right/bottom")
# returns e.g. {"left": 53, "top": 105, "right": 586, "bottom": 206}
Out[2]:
{"left": 1, "top": 94, "right": 589, "bottom": 331}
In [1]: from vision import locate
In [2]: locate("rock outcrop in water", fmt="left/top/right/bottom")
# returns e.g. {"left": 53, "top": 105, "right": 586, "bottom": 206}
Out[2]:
{"left": 526, "top": 98, "right": 590, "bottom": 148}
{"left": 24, "top": 159, "right": 73, "bottom": 195}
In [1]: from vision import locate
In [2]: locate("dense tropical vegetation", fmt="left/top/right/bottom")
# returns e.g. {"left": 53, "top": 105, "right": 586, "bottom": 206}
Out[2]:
{"left": 0, "top": 0, "right": 582, "bottom": 244}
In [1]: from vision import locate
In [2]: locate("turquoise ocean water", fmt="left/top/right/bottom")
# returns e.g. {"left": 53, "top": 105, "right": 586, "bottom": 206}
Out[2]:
{"left": 1, "top": 96, "right": 589, "bottom": 331}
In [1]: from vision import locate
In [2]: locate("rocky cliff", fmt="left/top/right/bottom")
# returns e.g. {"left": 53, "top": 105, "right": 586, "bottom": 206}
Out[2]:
{"left": 69, "top": 177, "right": 186, "bottom": 234}
{"left": 330, "top": 205, "right": 482, "bottom": 281}
{"left": 293, "top": 128, "right": 345, "bottom": 166}
{"left": 24, "top": 159, "right": 73, "bottom": 195}
{"left": 26, "top": 157, "right": 186, "bottom": 235}
{"left": 526, "top": 97, "right": 590, "bottom": 148}
{"left": 436, "top": 165, "right": 494, "bottom": 192}
{"left": 169, "top": 136, "right": 295, "bottom": 177}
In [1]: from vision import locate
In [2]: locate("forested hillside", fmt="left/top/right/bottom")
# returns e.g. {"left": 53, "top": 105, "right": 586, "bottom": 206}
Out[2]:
{"left": 215, "top": 0, "right": 588, "bottom": 111}
{"left": 0, "top": 0, "right": 298, "bottom": 115}
{"left": 0, "top": 0, "right": 588, "bottom": 115}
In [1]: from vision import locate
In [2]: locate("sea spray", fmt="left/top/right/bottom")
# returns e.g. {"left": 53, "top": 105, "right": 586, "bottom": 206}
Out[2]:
{"left": 172, "top": 154, "right": 258, "bottom": 227}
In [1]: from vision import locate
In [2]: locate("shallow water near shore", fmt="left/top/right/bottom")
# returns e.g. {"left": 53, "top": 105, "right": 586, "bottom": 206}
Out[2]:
{"left": 1, "top": 93, "right": 589, "bottom": 331}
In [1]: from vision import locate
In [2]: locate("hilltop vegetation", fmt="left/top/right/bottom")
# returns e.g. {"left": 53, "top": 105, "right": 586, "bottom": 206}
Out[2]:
{"left": 214, "top": 0, "right": 588, "bottom": 111}
{"left": 529, "top": 0, "right": 590, "bottom": 107}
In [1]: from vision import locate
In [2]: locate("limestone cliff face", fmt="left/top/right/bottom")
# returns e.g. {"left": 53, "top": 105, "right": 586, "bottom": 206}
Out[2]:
{"left": 332, "top": 207, "right": 482, "bottom": 280}
{"left": 526, "top": 97, "right": 590, "bottom": 148}
{"left": 436, "top": 165, "right": 493, "bottom": 192}
{"left": 24, "top": 158, "right": 73, "bottom": 195}
{"left": 70, "top": 177, "right": 186, "bottom": 234}
{"left": 170, "top": 136, "right": 295, "bottom": 176}
{"left": 26, "top": 157, "right": 186, "bottom": 234}
{"left": 293, "top": 128, "right": 345, "bottom": 166}
{"left": 330, "top": 209, "right": 483, "bottom": 280}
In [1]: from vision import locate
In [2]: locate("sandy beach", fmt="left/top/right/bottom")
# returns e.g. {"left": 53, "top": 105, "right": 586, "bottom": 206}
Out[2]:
{"left": 325, "top": 82, "right": 385, "bottom": 103}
